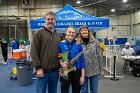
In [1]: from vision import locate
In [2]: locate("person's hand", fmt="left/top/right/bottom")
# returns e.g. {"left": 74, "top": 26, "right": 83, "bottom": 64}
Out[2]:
{"left": 60, "top": 61, "right": 68, "bottom": 68}
{"left": 79, "top": 76, "right": 85, "bottom": 85}
{"left": 75, "top": 38, "right": 81, "bottom": 45}
{"left": 63, "top": 62, "right": 68, "bottom": 68}
{"left": 36, "top": 69, "right": 44, "bottom": 77}
{"left": 100, "top": 70, "right": 105, "bottom": 78}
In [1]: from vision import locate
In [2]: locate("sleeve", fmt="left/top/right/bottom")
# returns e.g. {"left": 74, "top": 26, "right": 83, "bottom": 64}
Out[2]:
{"left": 30, "top": 31, "right": 42, "bottom": 70}
{"left": 14, "top": 41, "right": 18, "bottom": 49}
{"left": 96, "top": 41, "right": 105, "bottom": 70}
{"left": 79, "top": 44, "right": 85, "bottom": 69}
{"left": 121, "top": 49, "right": 125, "bottom": 55}
{"left": 58, "top": 42, "right": 62, "bottom": 53}
{"left": 10, "top": 42, "right": 13, "bottom": 48}
{"left": 100, "top": 43, "right": 106, "bottom": 51}
{"left": 102, "top": 43, "right": 106, "bottom": 51}
{"left": 132, "top": 48, "right": 135, "bottom": 54}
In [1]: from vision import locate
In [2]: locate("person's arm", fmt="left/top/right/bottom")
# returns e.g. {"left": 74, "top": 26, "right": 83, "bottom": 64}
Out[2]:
{"left": 30, "top": 31, "right": 44, "bottom": 77}
{"left": 10, "top": 42, "right": 13, "bottom": 48}
{"left": 30, "top": 32, "right": 42, "bottom": 73}
{"left": 79, "top": 44, "right": 85, "bottom": 85}
{"left": 75, "top": 38, "right": 81, "bottom": 45}
{"left": 121, "top": 49, "right": 125, "bottom": 56}
{"left": 79, "top": 44, "right": 85, "bottom": 69}
{"left": 80, "top": 69, "right": 85, "bottom": 85}
{"left": 14, "top": 41, "right": 18, "bottom": 49}
{"left": 100, "top": 43, "right": 106, "bottom": 51}
{"left": 132, "top": 48, "right": 136, "bottom": 56}
{"left": 102, "top": 43, "right": 106, "bottom": 51}
{"left": 59, "top": 59, "right": 68, "bottom": 68}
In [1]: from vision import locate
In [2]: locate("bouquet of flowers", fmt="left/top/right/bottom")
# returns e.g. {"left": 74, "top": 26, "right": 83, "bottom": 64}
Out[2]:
{"left": 60, "top": 52, "right": 68, "bottom": 62}
{"left": 59, "top": 51, "right": 84, "bottom": 80}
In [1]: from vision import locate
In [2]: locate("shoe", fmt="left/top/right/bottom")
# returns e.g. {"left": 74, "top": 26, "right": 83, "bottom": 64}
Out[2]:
{"left": 2, "top": 61, "right": 8, "bottom": 64}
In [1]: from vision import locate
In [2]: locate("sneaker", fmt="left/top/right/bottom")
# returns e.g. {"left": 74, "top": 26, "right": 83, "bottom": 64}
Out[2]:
{"left": 2, "top": 61, "right": 8, "bottom": 64}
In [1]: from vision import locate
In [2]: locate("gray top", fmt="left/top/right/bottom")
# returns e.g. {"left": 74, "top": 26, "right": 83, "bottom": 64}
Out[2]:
{"left": 82, "top": 40, "right": 104, "bottom": 77}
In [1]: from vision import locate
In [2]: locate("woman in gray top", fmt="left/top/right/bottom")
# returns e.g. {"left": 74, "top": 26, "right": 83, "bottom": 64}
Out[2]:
{"left": 78, "top": 25, "right": 105, "bottom": 93}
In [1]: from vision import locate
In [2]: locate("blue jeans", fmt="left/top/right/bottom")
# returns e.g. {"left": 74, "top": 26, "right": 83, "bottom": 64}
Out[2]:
{"left": 81, "top": 74, "right": 99, "bottom": 93}
{"left": 36, "top": 71, "right": 59, "bottom": 93}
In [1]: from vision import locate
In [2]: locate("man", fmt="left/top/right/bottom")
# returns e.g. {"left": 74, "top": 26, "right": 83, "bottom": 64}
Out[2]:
{"left": 30, "top": 12, "right": 61, "bottom": 93}
{"left": 0, "top": 38, "right": 8, "bottom": 64}
{"left": 121, "top": 42, "right": 135, "bottom": 71}
{"left": 121, "top": 42, "right": 135, "bottom": 56}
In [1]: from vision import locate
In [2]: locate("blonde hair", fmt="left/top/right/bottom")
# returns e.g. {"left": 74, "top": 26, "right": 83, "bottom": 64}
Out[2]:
{"left": 66, "top": 26, "right": 76, "bottom": 32}
{"left": 10, "top": 38, "right": 15, "bottom": 41}
{"left": 65, "top": 26, "right": 76, "bottom": 39}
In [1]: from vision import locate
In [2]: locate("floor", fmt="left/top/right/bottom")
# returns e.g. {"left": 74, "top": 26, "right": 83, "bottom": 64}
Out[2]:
{"left": 0, "top": 51, "right": 140, "bottom": 93}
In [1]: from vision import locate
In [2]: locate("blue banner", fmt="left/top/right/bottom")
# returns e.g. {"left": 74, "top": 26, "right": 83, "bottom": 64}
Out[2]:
{"left": 30, "top": 4, "right": 109, "bottom": 31}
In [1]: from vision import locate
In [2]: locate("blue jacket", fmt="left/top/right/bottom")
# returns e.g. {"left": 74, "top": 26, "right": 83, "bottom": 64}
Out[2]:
{"left": 10, "top": 40, "right": 18, "bottom": 49}
{"left": 59, "top": 40, "right": 85, "bottom": 69}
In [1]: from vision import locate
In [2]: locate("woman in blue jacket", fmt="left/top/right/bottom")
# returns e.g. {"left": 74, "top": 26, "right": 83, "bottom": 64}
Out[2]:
{"left": 59, "top": 26, "right": 85, "bottom": 93}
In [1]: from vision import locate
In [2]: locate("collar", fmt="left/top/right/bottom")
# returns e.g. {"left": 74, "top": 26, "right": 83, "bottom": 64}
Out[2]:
{"left": 81, "top": 39, "right": 94, "bottom": 45}
{"left": 44, "top": 26, "right": 56, "bottom": 34}
{"left": 66, "top": 39, "right": 76, "bottom": 45}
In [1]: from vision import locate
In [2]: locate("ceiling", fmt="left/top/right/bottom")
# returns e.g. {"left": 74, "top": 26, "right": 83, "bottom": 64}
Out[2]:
{"left": 0, "top": 0, "right": 140, "bottom": 17}
{"left": 62, "top": 0, "right": 140, "bottom": 16}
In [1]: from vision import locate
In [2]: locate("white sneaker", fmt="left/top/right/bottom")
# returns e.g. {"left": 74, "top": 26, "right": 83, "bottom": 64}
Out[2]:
{"left": 2, "top": 61, "right": 8, "bottom": 64}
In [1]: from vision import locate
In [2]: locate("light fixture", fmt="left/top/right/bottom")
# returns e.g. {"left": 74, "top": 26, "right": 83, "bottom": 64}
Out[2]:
{"left": 111, "top": 9, "right": 115, "bottom": 12}
{"left": 77, "top": 1, "right": 81, "bottom": 4}
{"left": 122, "top": 0, "right": 128, "bottom": 3}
